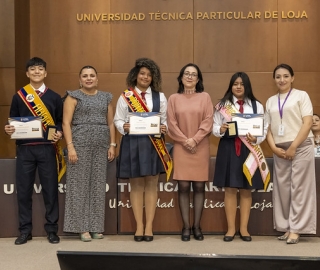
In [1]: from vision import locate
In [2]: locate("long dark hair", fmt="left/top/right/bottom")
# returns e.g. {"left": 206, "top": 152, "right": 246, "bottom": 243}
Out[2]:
{"left": 126, "top": 58, "right": 162, "bottom": 92}
{"left": 218, "top": 72, "right": 259, "bottom": 109}
{"left": 177, "top": 63, "right": 204, "bottom": 93}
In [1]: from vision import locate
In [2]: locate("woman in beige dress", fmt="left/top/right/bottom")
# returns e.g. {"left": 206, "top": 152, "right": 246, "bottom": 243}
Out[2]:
{"left": 167, "top": 63, "right": 213, "bottom": 241}
{"left": 266, "top": 63, "right": 316, "bottom": 244}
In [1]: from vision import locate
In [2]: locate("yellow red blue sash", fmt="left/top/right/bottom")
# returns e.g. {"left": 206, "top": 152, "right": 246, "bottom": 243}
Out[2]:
{"left": 121, "top": 88, "right": 173, "bottom": 181}
{"left": 216, "top": 102, "right": 270, "bottom": 190}
{"left": 17, "top": 84, "right": 66, "bottom": 182}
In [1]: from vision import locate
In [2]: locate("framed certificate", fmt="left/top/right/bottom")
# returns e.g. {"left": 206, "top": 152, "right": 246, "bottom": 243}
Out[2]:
{"left": 8, "top": 116, "right": 43, "bottom": 139}
{"left": 231, "top": 114, "right": 264, "bottom": 137}
{"left": 129, "top": 112, "right": 161, "bottom": 135}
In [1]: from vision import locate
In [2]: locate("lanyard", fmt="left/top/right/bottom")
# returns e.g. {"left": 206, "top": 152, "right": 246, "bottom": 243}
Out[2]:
{"left": 278, "top": 88, "right": 292, "bottom": 123}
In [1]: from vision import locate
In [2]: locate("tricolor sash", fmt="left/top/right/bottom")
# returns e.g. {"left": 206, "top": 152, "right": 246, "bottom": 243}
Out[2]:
{"left": 17, "top": 84, "right": 66, "bottom": 182}
{"left": 121, "top": 88, "right": 173, "bottom": 181}
{"left": 216, "top": 102, "right": 270, "bottom": 190}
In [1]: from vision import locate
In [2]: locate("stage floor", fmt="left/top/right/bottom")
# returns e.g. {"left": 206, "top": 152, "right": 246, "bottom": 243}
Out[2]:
{"left": 1, "top": 235, "right": 320, "bottom": 270}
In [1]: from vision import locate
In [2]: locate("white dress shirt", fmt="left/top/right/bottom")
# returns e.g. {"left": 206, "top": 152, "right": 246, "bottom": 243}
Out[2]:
{"left": 114, "top": 86, "right": 168, "bottom": 135}
{"left": 212, "top": 96, "right": 268, "bottom": 144}
{"left": 30, "top": 83, "right": 46, "bottom": 93}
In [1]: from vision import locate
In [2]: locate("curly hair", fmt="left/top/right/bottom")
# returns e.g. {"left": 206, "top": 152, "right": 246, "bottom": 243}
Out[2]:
{"left": 126, "top": 58, "right": 162, "bottom": 92}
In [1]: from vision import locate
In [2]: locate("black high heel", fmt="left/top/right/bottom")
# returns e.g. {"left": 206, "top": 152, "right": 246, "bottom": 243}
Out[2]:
{"left": 181, "top": 228, "right": 190, "bottom": 241}
{"left": 192, "top": 227, "right": 204, "bottom": 241}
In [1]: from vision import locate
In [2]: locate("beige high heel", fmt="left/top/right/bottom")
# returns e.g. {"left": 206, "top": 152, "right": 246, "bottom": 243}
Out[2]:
{"left": 286, "top": 233, "right": 300, "bottom": 244}
{"left": 277, "top": 232, "right": 289, "bottom": 241}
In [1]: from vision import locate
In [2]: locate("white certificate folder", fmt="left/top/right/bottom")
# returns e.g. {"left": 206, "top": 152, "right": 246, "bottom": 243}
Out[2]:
{"left": 129, "top": 112, "right": 161, "bottom": 135}
{"left": 8, "top": 116, "right": 43, "bottom": 139}
{"left": 231, "top": 113, "right": 264, "bottom": 137}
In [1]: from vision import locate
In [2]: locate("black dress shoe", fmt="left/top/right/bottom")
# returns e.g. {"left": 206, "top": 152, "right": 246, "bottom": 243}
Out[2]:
{"left": 223, "top": 234, "right": 235, "bottom": 242}
{"left": 47, "top": 232, "right": 60, "bottom": 244}
{"left": 15, "top": 233, "right": 32, "bottom": 245}
{"left": 143, "top": 235, "right": 154, "bottom": 242}
{"left": 192, "top": 227, "right": 204, "bottom": 241}
{"left": 181, "top": 228, "right": 190, "bottom": 241}
{"left": 134, "top": 235, "right": 144, "bottom": 242}
{"left": 239, "top": 232, "right": 252, "bottom": 242}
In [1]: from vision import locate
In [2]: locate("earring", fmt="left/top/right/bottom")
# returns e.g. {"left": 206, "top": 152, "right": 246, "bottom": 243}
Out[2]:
{"left": 80, "top": 84, "right": 82, "bottom": 88}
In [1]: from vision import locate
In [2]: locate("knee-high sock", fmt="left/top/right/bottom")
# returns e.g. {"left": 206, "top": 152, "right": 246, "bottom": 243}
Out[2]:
{"left": 178, "top": 181, "right": 191, "bottom": 229}
{"left": 144, "top": 175, "right": 159, "bottom": 236}
{"left": 130, "top": 177, "right": 145, "bottom": 236}
{"left": 224, "top": 187, "right": 238, "bottom": 235}
{"left": 192, "top": 181, "right": 205, "bottom": 228}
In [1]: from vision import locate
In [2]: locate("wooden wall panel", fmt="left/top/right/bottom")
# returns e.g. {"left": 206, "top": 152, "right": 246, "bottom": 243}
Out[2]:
{"left": 30, "top": 0, "right": 111, "bottom": 73}
{"left": 0, "top": 107, "right": 16, "bottom": 158}
{"left": 0, "top": 0, "right": 15, "bottom": 67}
{"left": 0, "top": 68, "right": 16, "bottom": 106}
{"left": 194, "top": 0, "right": 278, "bottom": 72}
{"left": 1, "top": 0, "right": 319, "bottom": 159}
{"left": 110, "top": 0, "right": 194, "bottom": 73}
{"left": 278, "top": 0, "right": 320, "bottom": 72}
{"left": 14, "top": 0, "right": 30, "bottom": 91}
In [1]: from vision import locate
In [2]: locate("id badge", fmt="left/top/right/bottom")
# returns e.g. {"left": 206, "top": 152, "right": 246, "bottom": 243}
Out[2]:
{"left": 278, "top": 124, "right": 285, "bottom": 136}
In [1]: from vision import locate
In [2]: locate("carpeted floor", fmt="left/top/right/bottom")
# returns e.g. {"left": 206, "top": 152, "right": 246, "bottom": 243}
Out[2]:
{"left": 1, "top": 234, "right": 320, "bottom": 270}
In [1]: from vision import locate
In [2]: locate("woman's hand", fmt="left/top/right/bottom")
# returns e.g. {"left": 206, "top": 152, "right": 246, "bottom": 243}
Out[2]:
{"left": 220, "top": 123, "right": 229, "bottom": 134}
{"left": 273, "top": 147, "right": 286, "bottom": 159}
{"left": 246, "top": 132, "right": 257, "bottom": 144}
{"left": 184, "top": 138, "right": 197, "bottom": 154}
{"left": 108, "top": 146, "right": 115, "bottom": 162}
{"left": 285, "top": 146, "right": 296, "bottom": 160}
{"left": 67, "top": 145, "right": 78, "bottom": 164}
{"left": 123, "top": 123, "right": 130, "bottom": 133}
{"left": 4, "top": 125, "right": 15, "bottom": 135}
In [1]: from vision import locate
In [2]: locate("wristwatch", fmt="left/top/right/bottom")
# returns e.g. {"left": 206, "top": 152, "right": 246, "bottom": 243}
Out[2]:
{"left": 110, "top": 143, "right": 117, "bottom": 147}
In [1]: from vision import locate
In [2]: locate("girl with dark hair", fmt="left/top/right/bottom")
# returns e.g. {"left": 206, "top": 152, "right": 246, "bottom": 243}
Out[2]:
{"left": 213, "top": 72, "right": 268, "bottom": 242}
{"left": 114, "top": 58, "right": 169, "bottom": 242}
{"left": 167, "top": 63, "right": 213, "bottom": 241}
{"left": 266, "top": 64, "right": 316, "bottom": 244}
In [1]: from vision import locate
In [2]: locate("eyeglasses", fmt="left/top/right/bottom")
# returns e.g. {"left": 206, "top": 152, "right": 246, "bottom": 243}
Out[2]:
{"left": 183, "top": 72, "right": 198, "bottom": 79}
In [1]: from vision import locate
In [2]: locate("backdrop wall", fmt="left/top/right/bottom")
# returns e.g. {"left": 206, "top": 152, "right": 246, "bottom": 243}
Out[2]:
{"left": 1, "top": 0, "right": 320, "bottom": 157}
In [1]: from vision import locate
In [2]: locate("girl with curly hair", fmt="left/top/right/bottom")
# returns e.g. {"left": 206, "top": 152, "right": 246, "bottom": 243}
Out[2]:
{"left": 114, "top": 58, "right": 168, "bottom": 242}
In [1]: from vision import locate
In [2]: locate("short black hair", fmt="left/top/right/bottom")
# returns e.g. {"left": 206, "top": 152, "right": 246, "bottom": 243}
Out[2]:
{"left": 177, "top": 63, "right": 204, "bottom": 93}
{"left": 26, "top": 57, "right": 46, "bottom": 71}
{"left": 273, "top": 64, "right": 294, "bottom": 78}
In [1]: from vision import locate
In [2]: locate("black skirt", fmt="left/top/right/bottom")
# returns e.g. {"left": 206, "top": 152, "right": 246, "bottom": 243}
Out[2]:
{"left": 213, "top": 137, "right": 264, "bottom": 189}
{"left": 117, "top": 134, "right": 165, "bottom": 179}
